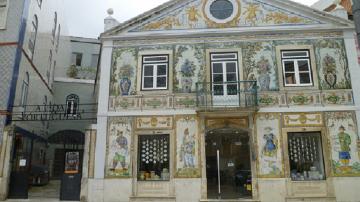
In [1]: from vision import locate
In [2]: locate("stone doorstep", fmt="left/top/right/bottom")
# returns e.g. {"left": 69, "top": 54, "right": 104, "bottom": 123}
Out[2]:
{"left": 286, "top": 196, "right": 337, "bottom": 202}
{"left": 129, "top": 196, "right": 176, "bottom": 202}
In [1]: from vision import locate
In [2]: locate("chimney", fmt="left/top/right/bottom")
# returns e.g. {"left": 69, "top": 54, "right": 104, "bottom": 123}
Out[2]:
{"left": 331, "top": 0, "right": 349, "bottom": 19}
{"left": 104, "top": 8, "right": 120, "bottom": 32}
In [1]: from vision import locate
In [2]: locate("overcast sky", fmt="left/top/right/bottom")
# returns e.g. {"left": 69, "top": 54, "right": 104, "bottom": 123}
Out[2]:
{"left": 63, "top": 0, "right": 318, "bottom": 38}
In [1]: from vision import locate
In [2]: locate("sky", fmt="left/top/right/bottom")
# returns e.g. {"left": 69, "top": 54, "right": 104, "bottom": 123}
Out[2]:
{"left": 63, "top": 0, "right": 319, "bottom": 38}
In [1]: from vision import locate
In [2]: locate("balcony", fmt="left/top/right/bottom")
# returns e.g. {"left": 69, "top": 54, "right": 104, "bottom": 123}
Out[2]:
{"left": 196, "top": 81, "right": 258, "bottom": 110}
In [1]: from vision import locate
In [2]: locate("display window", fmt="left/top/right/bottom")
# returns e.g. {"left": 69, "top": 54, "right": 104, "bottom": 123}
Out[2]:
{"left": 137, "top": 134, "right": 170, "bottom": 181}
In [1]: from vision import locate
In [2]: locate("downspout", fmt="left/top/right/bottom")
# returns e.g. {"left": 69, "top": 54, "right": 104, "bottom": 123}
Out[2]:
{"left": 353, "top": 0, "right": 360, "bottom": 47}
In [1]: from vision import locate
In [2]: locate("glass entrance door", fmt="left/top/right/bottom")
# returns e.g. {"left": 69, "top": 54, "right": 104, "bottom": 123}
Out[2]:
{"left": 206, "top": 131, "right": 252, "bottom": 199}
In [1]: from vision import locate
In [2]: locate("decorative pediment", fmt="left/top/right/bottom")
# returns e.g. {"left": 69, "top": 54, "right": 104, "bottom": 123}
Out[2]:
{"left": 103, "top": 0, "right": 353, "bottom": 36}
{"left": 130, "top": 0, "right": 321, "bottom": 32}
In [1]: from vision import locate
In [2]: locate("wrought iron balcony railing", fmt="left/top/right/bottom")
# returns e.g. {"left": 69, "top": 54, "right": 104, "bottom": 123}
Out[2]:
{"left": 196, "top": 81, "right": 258, "bottom": 109}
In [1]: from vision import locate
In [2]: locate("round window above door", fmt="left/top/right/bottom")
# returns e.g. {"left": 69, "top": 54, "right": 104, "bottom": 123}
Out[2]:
{"left": 204, "top": 0, "right": 240, "bottom": 24}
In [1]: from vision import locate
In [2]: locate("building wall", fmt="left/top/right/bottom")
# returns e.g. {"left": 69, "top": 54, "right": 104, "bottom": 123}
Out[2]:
{"left": 89, "top": 30, "right": 360, "bottom": 202}
{"left": 55, "top": 37, "right": 100, "bottom": 80}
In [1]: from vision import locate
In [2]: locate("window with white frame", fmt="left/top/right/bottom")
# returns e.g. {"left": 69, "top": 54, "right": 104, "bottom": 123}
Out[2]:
{"left": 288, "top": 132, "right": 325, "bottom": 181}
{"left": 28, "top": 15, "right": 38, "bottom": 59}
{"left": 141, "top": 55, "right": 169, "bottom": 90}
{"left": 20, "top": 72, "right": 30, "bottom": 108}
{"left": 281, "top": 50, "right": 313, "bottom": 87}
{"left": 0, "top": 0, "right": 8, "bottom": 28}
{"left": 66, "top": 94, "right": 79, "bottom": 116}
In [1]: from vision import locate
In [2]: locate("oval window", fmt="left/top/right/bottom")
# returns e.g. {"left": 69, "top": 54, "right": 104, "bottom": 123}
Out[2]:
{"left": 209, "top": 0, "right": 234, "bottom": 20}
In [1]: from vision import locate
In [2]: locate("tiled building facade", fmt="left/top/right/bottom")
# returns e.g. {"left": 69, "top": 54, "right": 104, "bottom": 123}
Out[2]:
{"left": 83, "top": 0, "right": 360, "bottom": 202}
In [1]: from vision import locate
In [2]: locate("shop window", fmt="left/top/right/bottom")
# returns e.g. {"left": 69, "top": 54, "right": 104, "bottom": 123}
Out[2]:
{"left": 141, "top": 55, "right": 169, "bottom": 90}
{"left": 288, "top": 132, "right": 325, "bottom": 181}
{"left": 281, "top": 50, "right": 313, "bottom": 87}
{"left": 66, "top": 94, "right": 79, "bottom": 116}
{"left": 138, "top": 134, "right": 170, "bottom": 181}
{"left": 28, "top": 15, "right": 38, "bottom": 59}
{"left": 72, "top": 52, "right": 82, "bottom": 66}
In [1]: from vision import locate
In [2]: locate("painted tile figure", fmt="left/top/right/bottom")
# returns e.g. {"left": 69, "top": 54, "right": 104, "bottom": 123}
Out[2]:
{"left": 256, "top": 114, "right": 283, "bottom": 177}
{"left": 106, "top": 118, "right": 132, "bottom": 177}
{"left": 180, "top": 128, "right": 196, "bottom": 168}
{"left": 338, "top": 125, "right": 352, "bottom": 166}
{"left": 262, "top": 127, "right": 277, "bottom": 157}
{"left": 112, "top": 131, "right": 128, "bottom": 170}
{"left": 176, "top": 116, "right": 200, "bottom": 177}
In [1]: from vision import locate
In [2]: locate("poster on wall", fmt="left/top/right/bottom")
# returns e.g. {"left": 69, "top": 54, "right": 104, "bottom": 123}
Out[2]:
{"left": 256, "top": 113, "right": 283, "bottom": 177}
{"left": 64, "top": 152, "right": 80, "bottom": 174}
{"left": 106, "top": 117, "right": 132, "bottom": 178}
{"left": 175, "top": 116, "right": 201, "bottom": 178}
{"left": 326, "top": 111, "right": 360, "bottom": 176}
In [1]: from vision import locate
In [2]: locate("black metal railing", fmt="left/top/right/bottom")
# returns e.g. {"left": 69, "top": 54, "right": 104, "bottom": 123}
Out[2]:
{"left": 196, "top": 81, "right": 258, "bottom": 109}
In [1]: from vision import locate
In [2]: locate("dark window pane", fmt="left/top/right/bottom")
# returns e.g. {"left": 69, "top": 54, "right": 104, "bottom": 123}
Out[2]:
{"left": 157, "top": 77, "right": 167, "bottom": 88}
{"left": 227, "top": 84, "right": 238, "bottom": 95}
{"left": 226, "top": 73, "right": 237, "bottom": 82}
{"left": 212, "top": 63, "right": 223, "bottom": 73}
{"left": 299, "top": 73, "right": 311, "bottom": 84}
{"left": 282, "top": 51, "right": 308, "bottom": 58}
{"left": 285, "top": 73, "right": 296, "bottom": 85}
{"left": 210, "top": 0, "right": 234, "bottom": 20}
{"left": 213, "top": 74, "right": 223, "bottom": 83}
{"left": 284, "top": 61, "right": 295, "bottom": 72}
{"left": 143, "top": 77, "right": 153, "bottom": 88}
{"left": 144, "top": 56, "right": 168, "bottom": 62}
{"left": 226, "top": 62, "right": 237, "bottom": 73}
{"left": 213, "top": 85, "right": 224, "bottom": 95}
{"left": 298, "top": 60, "right": 310, "bottom": 71}
{"left": 157, "top": 65, "right": 167, "bottom": 76}
{"left": 212, "top": 53, "right": 237, "bottom": 60}
{"left": 144, "top": 65, "right": 154, "bottom": 76}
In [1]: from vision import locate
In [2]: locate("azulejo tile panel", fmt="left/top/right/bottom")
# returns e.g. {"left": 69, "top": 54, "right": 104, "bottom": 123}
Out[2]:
{"left": 283, "top": 113, "right": 323, "bottom": 127}
{"left": 326, "top": 111, "right": 360, "bottom": 176}
{"left": 256, "top": 113, "right": 283, "bottom": 177}
{"left": 110, "top": 48, "right": 137, "bottom": 97}
{"left": 129, "top": 0, "right": 321, "bottom": 32}
{"left": 175, "top": 115, "right": 201, "bottom": 178}
{"left": 174, "top": 44, "right": 205, "bottom": 93}
{"left": 106, "top": 117, "right": 133, "bottom": 178}
{"left": 136, "top": 116, "right": 173, "bottom": 130}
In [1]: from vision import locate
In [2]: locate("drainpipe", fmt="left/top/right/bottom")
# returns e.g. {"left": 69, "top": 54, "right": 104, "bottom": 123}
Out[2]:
{"left": 353, "top": 0, "right": 360, "bottom": 47}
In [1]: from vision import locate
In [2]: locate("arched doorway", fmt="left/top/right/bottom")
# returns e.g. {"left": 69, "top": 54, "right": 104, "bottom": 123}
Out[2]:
{"left": 26, "top": 130, "right": 85, "bottom": 200}
{"left": 48, "top": 130, "right": 85, "bottom": 179}
{"left": 205, "top": 120, "right": 253, "bottom": 200}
